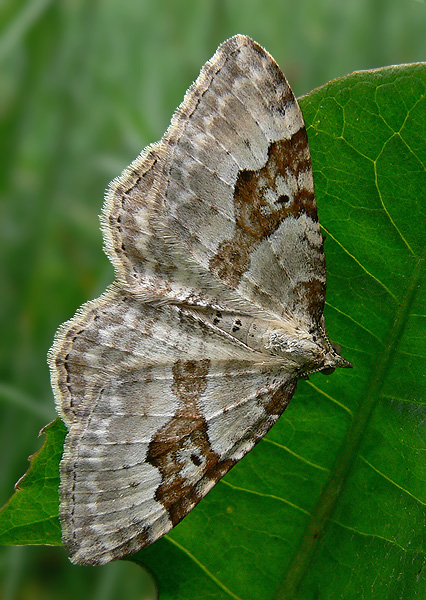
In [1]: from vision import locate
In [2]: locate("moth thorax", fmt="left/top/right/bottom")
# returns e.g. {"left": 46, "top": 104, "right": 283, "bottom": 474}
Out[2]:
{"left": 221, "top": 316, "right": 289, "bottom": 352}
{"left": 222, "top": 314, "right": 269, "bottom": 350}
{"left": 201, "top": 308, "right": 268, "bottom": 349}
{"left": 262, "top": 322, "right": 324, "bottom": 366}
{"left": 265, "top": 330, "right": 305, "bottom": 353}
{"left": 244, "top": 319, "right": 301, "bottom": 354}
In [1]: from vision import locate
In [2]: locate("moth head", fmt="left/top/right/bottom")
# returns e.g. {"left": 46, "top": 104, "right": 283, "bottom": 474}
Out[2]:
{"left": 318, "top": 341, "right": 353, "bottom": 375}
{"left": 264, "top": 322, "right": 352, "bottom": 378}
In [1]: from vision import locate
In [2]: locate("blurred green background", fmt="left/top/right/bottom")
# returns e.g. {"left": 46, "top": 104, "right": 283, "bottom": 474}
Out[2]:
{"left": 1, "top": 0, "right": 426, "bottom": 597}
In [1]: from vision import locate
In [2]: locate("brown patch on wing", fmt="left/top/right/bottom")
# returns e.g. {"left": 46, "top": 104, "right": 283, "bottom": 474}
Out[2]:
{"left": 147, "top": 359, "right": 234, "bottom": 526}
{"left": 293, "top": 277, "right": 326, "bottom": 323}
{"left": 263, "top": 379, "right": 297, "bottom": 416}
{"left": 209, "top": 128, "right": 317, "bottom": 288}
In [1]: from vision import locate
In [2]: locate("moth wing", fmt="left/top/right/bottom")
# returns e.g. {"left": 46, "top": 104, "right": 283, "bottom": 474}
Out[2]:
{"left": 104, "top": 34, "right": 326, "bottom": 323}
{"left": 49, "top": 288, "right": 296, "bottom": 565}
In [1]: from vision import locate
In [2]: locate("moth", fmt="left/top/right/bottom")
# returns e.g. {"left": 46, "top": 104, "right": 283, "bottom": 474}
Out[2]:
{"left": 49, "top": 34, "right": 352, "bottom": 566}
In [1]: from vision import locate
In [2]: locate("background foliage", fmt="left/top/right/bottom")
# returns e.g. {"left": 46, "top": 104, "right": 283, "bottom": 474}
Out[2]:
{"left": 1, "top": 1, "right": 426, "bottom": 598}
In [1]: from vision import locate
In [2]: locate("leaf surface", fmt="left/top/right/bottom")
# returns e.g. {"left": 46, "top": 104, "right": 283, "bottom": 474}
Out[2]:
{"left": 1, "top": 64, "right": 425, "bottom": 599}
{"left": 0, "top": 419, "right": 65, "bottom": 546}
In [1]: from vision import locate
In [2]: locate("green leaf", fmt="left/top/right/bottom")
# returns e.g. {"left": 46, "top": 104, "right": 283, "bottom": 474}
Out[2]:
{"left": 1, "top": 63, "right": 426, "bottom": 599}
{"left": 0, "top": 419, "right": 65, "bottom": 546}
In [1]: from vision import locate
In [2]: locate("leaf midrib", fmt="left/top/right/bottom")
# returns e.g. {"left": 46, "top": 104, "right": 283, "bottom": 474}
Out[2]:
{"left": 274, "top": 251, "right": 425, "bottom": 600}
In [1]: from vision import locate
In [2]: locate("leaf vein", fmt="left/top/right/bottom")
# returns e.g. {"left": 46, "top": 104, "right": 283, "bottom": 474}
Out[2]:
{"left": 306, "top": 381, "right": 354, "bottom": 417}
{"left": 325, "top": 301, "right": 383, "bottom": 343}
{"left": 165, "top": 536, "right": 245, "bottom": 600}
{"left": 330, "top": 518, "right": 407, "bottom": 552}
{"left": 359, "top": 456, "right": 426, "bottom": 506}
{"left": 221, "top": 480, "right": 310, "bottom": 515}
{"left": 321, "top": 226, "right": 398, "bottom": 301}
{"left": 262, "top": 438, "right": 330, "bottom": 472}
